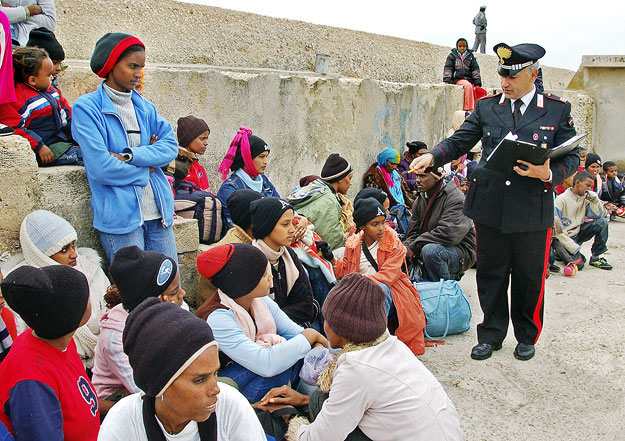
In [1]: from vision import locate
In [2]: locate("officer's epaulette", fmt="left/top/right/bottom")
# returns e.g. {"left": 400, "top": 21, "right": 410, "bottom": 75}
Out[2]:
{"left": 544, "top": 93, "right": 568, "bottom": 105}
{"left": 478, "top": 92, "right": 502, "bottom": 101}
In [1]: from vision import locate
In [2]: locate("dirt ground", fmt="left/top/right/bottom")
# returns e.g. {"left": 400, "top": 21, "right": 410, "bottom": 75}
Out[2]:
{"left": 418, "top": 219, "right": 625, "bottom": 441}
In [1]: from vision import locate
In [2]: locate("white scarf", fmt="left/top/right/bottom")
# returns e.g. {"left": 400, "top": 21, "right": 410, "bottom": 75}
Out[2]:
{"left": 252, "top": 239, "right": 299, "bottom": 295}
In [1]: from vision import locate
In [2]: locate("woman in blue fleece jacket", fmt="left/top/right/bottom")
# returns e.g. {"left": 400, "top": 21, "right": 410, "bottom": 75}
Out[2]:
{"left": 71, "top": 33, "right": 178, "bottom": 264}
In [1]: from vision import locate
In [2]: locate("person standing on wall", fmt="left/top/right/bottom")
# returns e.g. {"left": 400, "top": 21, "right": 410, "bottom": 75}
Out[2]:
{"left": 472, "top": 6, "right": 487, "bottom": 54}
{"left": 410, "top": 43, "right": 580, "bottom": 362}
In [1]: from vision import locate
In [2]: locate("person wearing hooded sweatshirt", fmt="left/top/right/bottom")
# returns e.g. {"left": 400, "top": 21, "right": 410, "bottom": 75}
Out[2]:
{"left": 329, "top": 198, "right": 427, "bottom": 356}
{"left": 2, "top": 210, "right": 108, "bottom": 370}
{"left": 403, "top": 167, "right": 476, "bottom": 282}
{"left": 98, "top": 298, "right": 266, "bottom": 441}
{"left": 288, "top": 153, "right": 354, "bottom": 250}
{"left": 0, "top": 265, "right": 100, "bottom": 441}
{"left": 257, "top": 274, "right": 464, "bottom": 441}
{"left": 443, "top": 38, "right": 482, "bottom": 110}
{"left": 196, "top": 244, "right": 327, "bottom": 403}
{"left": 91, "top": 246, "right": 186, "bottom": 415}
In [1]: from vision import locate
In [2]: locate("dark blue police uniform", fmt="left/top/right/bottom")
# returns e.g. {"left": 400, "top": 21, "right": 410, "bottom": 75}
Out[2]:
{"left": 429, "top": 43, "right": 580, "bottom": 359}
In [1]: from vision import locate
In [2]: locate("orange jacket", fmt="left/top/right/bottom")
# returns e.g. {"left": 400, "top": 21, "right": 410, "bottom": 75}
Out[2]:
{"left": 333, "top": 227, "right": 426, "bottom": 355}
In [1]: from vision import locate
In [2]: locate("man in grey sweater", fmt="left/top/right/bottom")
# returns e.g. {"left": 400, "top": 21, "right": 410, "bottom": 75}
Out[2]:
{"left": 472, "top": 6, "right": 487, "bottom": 54}
{"left": 1, "top": 0, "right": 56, "bottom": 46}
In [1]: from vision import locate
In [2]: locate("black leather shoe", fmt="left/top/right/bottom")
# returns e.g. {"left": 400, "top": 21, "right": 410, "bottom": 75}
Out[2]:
{"left": 471, "top": 342, "right": 502, "bottom": 360}
{"left": 514, "top": 343, "right": 535, "bottom": 361}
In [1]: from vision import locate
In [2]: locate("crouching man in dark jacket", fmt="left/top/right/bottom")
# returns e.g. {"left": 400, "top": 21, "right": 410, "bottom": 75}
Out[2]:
{"left": 403, "top": 167, "right": 476, "bottom": 282}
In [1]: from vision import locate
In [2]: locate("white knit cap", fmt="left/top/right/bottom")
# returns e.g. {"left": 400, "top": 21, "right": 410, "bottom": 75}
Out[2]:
{"left": 20, "top": 210, "right": 77, "bottom": 268}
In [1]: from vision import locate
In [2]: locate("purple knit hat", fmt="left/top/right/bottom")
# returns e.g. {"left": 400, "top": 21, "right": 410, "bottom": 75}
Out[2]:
{"left": 322, "top": 273, "right": 387, "bottom": 343}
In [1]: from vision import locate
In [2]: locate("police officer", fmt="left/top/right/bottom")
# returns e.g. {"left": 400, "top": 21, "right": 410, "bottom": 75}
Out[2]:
{"left": 410, "top": 43, "right": 579, "bottom": 361}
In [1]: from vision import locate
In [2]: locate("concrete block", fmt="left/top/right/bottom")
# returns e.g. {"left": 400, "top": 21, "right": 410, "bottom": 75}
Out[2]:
{"left": 0, "top": 136, "right": 41, "bottom": 253}
{"left": 173, "top": 218, "right": 199, "bottom": 253}
{"left": 178, "top": 248, "right": 200, "bottom": 309}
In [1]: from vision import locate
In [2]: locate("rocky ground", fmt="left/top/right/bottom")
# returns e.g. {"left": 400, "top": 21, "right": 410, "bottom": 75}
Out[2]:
{"left": 419, "top": 219, "right": 625, "bottom": 440}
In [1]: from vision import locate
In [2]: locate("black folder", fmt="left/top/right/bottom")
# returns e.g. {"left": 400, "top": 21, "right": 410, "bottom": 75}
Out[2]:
{"left": 484, "top": 133, "right": 586, "bottom": 174}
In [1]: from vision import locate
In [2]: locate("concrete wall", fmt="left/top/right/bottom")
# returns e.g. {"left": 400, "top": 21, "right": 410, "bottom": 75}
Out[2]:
{"left": 568, "top": 56, "right": 625, "bottom": 168}
{"left": 54, "top": 0, "right": 574, "bottom": 90}
{"left": 59, "top": 61, "right": 467, "bottom": 198}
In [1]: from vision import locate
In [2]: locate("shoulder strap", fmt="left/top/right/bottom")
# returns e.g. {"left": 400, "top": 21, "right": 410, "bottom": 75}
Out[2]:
{"left": 361, "top": 239, "right": 379, "bottom": 272}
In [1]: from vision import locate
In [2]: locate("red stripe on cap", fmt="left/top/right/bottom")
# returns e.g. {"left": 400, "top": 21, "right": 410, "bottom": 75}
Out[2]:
{"left": 97, "top": 36, "right": 145, "bottom": 78}
{"left": 532, "top": 227, "right": 552, "bottom": 343}
{"left": 196, "top": 244, "right": 235, "bottom": 279}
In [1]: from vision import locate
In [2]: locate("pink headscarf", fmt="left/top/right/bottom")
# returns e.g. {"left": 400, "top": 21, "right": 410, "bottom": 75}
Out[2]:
{"left": 217, "top": 127, "right": 259, "bottom": 181}
{"left": 0, "top": 12, "right": 16, "bottom": 105}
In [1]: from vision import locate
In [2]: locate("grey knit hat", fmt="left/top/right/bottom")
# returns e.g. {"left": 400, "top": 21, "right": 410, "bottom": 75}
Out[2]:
{"left": 322, "top": 273, "right": 387, "bottom": 343}
{"left": 20, "top": 210, "right": 77, "bottom": 268}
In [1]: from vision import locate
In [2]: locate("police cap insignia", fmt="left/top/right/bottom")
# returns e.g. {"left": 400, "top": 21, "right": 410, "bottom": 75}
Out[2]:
{"left": 496, "top": 46, "right": 512, "bottom": 64}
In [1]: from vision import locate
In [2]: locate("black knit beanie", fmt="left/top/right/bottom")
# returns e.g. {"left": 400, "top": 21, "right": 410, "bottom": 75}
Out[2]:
{"left": 322, "top": 273, "right": 387, "bottom": 343}
{"left": 197, "top": 244, "right": 268, "bottom": 299}
{"left": 177, "top": 115, "right": 209, "bottom": 148}
{"left": 27, "top": 27, "right": 65, "bottom": 61}
{"left": 90, "top": 32, "right": 145, "bottom": 78}
{"left": 353, "top": 197, "right": 387, "bottom": 228}
{"left": 585, "top": 153, "right": 601, "bottom": 169}
{"left": 1, "top": 265, "right": 89, "bottom": 339}
{"left": 231, "top": 135, "right": 270, "bottom": 171}
{"left": 354, "top": 187, "right": 388, "bottom": 206}
{"left": 226, "top": 189, "right": 263, "bottom": 230}
{"left": 320, "top": 153, "right": 352, "bottom": 183}
{"left": 110, "top": 246, "right": 178, "bottom": 312}
{"left": 123, "top": 298, "right": 216, "bottom": 397}
{"left": 406, "top": 141, "right": 428, "bottom": 155}
{"left": 250, "top": 197, "right": 294, "bottom": 239}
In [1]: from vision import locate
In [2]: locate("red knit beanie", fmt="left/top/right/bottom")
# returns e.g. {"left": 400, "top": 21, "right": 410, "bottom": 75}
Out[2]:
{"left": 197, "top": 244, "right": 268, "bottom": 298}
{"left": 90, "top": 33, "right": 145, "bottom": 78}
{"left": 322, "top": 273, "right": 387, "bottom": 343}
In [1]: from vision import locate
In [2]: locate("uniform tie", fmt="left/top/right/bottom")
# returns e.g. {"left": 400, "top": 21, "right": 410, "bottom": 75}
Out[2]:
{"left": 513, "top": 99, "right": 523, "bottom": 128}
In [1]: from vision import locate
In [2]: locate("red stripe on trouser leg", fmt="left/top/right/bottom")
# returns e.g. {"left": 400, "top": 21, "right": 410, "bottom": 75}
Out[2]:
{"left": 532, "top": 227, "right": 552, "bottom": 343}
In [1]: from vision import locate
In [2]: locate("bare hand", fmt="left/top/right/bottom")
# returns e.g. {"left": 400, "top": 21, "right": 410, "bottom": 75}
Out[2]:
{"left": 292, "top": 215, "right": 308, "bottom": 242}
{"left": 514, "top": 158, "right": 551, "bottom": 181}
{"left": 150, "top": 134, "right": 158, "bottom": 145}
{"left": 409, "top": 153, "right": 434, "bottom": 174}
{"left": 37, "top": 145, "right": 55, "bottom": 164}
{"left": 301, "top": 328, "right": 328, "bottom": 348}
{"left": 606, "top": 202, "right": 617, "bottom": 211}
{"left": 110, "top": 152, "right": 126, "bottom": 161}
{"left": 256, "top": 385, "right": 309, "bottom": 407}
{"left": 27, "top": 5, "right": 43, "bottom": 15}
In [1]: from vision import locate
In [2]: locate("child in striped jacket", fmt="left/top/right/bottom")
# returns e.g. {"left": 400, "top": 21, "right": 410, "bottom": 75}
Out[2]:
{"left": 1, "top": 46, "right": 82, "bottom": 166}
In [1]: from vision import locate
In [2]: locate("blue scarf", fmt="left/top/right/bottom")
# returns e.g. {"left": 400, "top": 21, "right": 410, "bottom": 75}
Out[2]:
{"left": 235, "top": 168, "right": 263, "bottom": 193}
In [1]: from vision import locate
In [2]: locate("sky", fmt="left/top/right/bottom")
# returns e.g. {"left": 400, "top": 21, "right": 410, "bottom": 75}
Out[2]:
{"left": 179, "top": 0, "right": 624, "bottom": 71}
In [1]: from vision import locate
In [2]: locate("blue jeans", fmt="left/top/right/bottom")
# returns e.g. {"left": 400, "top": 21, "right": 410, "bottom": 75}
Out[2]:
{"left": 573, "top": 217, "right": 609, "bottom": 257}
{"left": 378, "top": 283, "right": 393, "bottom": 315}
{"left": 219, "top": 359, "right": 303, "bottom": 403}
{"left": 99, "top": 219, "right": 178, "bottom": 265}
{"left": 49, "top": 146, "right": 83, "bottom": 166}
{"left": 420, "top": 243, "right": 462, "bottom": 281}
{"left": 303, "top": 264, "right": 334, "bottom": 334}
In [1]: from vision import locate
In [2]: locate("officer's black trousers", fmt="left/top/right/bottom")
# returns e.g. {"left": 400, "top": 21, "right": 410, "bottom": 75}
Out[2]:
{"left": 475, "top": 223, "right": 551, "bottom": 345}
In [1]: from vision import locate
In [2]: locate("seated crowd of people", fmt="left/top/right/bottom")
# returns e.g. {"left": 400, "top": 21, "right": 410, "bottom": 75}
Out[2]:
{"left": 0, "top": 16, "right": 619, "bottom": 441}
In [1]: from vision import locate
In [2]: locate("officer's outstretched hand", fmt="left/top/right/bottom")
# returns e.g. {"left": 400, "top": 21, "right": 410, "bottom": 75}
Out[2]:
{"left": 514, "top": 158, "right": 551, "bottom": 181}
{"left": 409, "top": 153, "right": 434, "bottom": 174}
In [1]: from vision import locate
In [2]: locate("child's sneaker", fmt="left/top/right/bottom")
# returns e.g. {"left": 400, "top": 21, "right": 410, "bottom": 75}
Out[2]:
{"left": 0, "top": 123, "right": 13, "bottom": 137}
{"left": 589, "top": 256, "right": 613, "bottom": 270}
{"left": 615, "top": 206, "right": 625, "bottom": 218}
